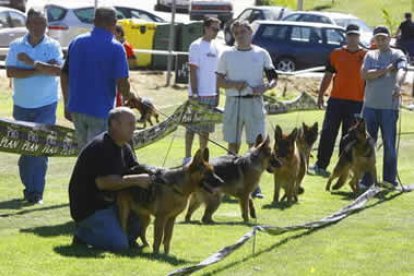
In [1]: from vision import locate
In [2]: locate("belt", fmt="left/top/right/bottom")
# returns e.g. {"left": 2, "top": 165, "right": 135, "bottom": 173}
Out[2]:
{"left": 234, "top": 95, "right": 258, "bottom": 98}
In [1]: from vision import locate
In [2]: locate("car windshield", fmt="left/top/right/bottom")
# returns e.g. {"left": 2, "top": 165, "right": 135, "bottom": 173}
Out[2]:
{"left": 263, "top": 9, "right": 282, "bottom": 20}
{"left": 334, "top": 18, "right": 371, "bottom": 32}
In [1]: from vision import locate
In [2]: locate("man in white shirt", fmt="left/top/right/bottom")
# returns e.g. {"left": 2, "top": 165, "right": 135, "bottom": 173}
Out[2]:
{"left": 184, "top": 17, "right": 221, "bottom": 164}
{"left": 216, "top": 20, "right": 278, "bottom": 198}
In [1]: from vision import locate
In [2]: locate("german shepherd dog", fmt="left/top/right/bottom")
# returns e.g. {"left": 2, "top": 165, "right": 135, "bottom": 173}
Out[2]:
{"left": 325, "top": 118, "right": 377, "bottom": 193}
{"left": 116, "top": 148, "right": 223, "bottom": 254}
{"left": 185, "top": 135, "right": 275, "bottom": 224}
{"left": 297, "top": 122, "right": 319, "bottom": 169}
{"left": 126, "top": 97, "right": 160, "bottom": 128}
{"left": 271, "top": 126, "right": 306, "bottom": 204}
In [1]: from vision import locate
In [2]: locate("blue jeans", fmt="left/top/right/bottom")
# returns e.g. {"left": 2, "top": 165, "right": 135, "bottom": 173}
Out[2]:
{"left": 13, "top": 102, "right": 57, "bottom": 200}
{"left": 316, "top": 98, "right": 363, "bottom": 169}
{"left": 75, "top": 205, "right": 140, "bottom": 252}
{"left": 72, "top": 112, "right": 107, "bottom": 150}
{"left": 362, "top": 107, "right": 399, "bottom": 185}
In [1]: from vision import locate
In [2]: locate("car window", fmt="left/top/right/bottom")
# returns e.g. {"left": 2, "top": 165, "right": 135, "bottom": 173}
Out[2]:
{"left": 74, "top": 8, "right": 95, "bottom": 24}
{"left": 0, "top": 11, "right": 10, "bottom": 28}
{"left": 249, "top": 10, "right": 263, "bottom": 22}
{"left": 325, "top": 29, "right": 344, "bottom": 45}
{"left": 283, "top": 13, "right": 301, "bottom": 21}
{"left": 260, "top": 25, "right": 289, "bottom": 41}
{"left": 46, "top": 5, "right": 67, "bottom": 22}
{"left": 334, "top": 18, "right": 371, "bottom": 32}
{"left": 238, "top": 9, "right": 252, "bottom": 21}
{"left": 301, "top": 14, "right": 330, "bottom": 24}
{"left": 9, "top": 12, "right": 25, "bottom": 27}
{"left": 291, "top": 26, "right": 322, "bottom": 44}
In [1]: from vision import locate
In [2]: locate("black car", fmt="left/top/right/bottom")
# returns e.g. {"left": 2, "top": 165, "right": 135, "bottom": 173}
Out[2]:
{"left": 252, "top": 21, "right": 346, "bottom": 71}
{"left": 224, "top": 6, "right": 291, "bottom": 45}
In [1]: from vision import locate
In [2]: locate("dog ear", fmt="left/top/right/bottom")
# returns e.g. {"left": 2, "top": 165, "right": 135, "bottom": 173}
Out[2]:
{"left": 255, "top": 134, "right": 264, "bottom": 146}
{"left": 202, "top": 147, "right": 210, "bottom": 162}
{"left": 313, "top": 122, "right": 318, "bottom": 130}
{"left": 290, "top": 128, "right": 298, "bottom": 141}
{"left": 191, "top": 149, "right": 203, "bottom": 166}
{"left": 274, "top": 125, "right": 282, "bottom": 141}
{"left": 302, "top": 122, "right": 307, "bottom": 130}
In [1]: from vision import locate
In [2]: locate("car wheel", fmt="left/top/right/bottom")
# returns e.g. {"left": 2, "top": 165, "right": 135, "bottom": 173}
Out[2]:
{"left": 224, "top": 30, "right": 234, "bottom": 46}
{"left": 276, "top": 58, "right": 296, "bottom": 72}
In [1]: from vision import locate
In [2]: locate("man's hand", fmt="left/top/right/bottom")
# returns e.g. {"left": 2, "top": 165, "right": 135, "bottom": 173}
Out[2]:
{"left": 17, "top": 53, "right": 34, "bottom": 66}
{"left": 125, "top": 92, "right": 142, "bottom": 109}
{"left": 234, "top": 81, "right": 247, "bottom": 91}
{"left": 317, "top": 95, "right": 325, "bottom": 109}
{"left": 393, "top": 85, "right": 402, "bottom": 98}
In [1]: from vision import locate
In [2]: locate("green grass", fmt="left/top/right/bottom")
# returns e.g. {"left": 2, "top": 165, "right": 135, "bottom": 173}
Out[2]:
{"left": 272, "top": 0, "right": 410, "bottom": 29}
{"left": 1, "top": 82, "right": 414, "bottom": 276}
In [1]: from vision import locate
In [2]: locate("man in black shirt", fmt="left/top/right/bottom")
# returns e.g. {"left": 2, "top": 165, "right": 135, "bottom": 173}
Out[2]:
{"left": 69, "top": 107, "right": 151, "bottom": 251}
{"left": 397, "top": 13, "right": 414, "bottom": 41}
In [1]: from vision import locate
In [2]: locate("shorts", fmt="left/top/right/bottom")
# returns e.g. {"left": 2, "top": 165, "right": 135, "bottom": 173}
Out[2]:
{"left": 223, "top": 96, "right": 266, "bottom": 144}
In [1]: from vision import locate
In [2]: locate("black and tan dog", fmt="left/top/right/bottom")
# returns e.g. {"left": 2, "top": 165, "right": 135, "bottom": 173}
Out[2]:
{"left": 297, "top": 122, "right": 319, "bottom": 169}
{"left": 271, "top": 126, "right": 306, "bottom": 204}
{"left": 116, "top": 148, "right": 223, "bottom": 254}
{"left": 185, "top": 135, "right": 275, "bottom": 224}
{"left": 126, "top": 97, "right": 160, "bottom": 128}
{"left": 325, "top": 118, "right": 377, "bottom": 193}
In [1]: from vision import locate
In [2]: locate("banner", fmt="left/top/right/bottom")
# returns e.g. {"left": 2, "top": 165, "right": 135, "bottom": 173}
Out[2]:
{"left": 0, "top": 93, "right": 318, "bottom": 157}
{"left": 168, "top": 184, "right": 414, "bottom": 276}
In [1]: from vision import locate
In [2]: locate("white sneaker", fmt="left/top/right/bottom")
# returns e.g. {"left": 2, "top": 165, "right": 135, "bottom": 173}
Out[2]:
{"left": 182, "top": 157, "right": 192, "bottom": 165}
{"left": 406, "top": 103, "right": 414, "bottom": 111}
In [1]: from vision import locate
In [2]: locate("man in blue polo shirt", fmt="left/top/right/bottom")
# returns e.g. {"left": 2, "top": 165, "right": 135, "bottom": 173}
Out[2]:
{"left": 6, "top": 8, "right": 63, "bottom": 204}
{"left": 61, "top": 6, "right": 140, "bottom": 150}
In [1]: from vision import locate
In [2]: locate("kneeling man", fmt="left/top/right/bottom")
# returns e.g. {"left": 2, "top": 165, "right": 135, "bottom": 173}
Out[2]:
{"left": 69, "top": 107, "right": 151, "bottom": 251}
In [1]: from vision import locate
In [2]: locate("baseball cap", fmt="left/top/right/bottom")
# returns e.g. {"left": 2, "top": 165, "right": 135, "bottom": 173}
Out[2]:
{"left": 373, "top": 25, "right": 390, "bottom": 37}
{"left": 346, "top": 24, "right": 360, "bottom": 35}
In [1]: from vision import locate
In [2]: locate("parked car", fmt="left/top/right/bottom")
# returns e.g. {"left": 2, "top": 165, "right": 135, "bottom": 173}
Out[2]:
{"left": 189, "top": 0, "right": 233, "bottom": 25}
{"left": 0, "top": 0, "right": 26, "bottom": 12}
{"left": 224, "top": 6, "right": 291, "bottom": 45}
{"left": 283, "top": 11, "right": 372, "bottom": 47}
{"left": 155, "top": 0, "right": 189, "bottom": 12}
{"left": 252, "top": 21, "right": 346, "bottom": 71}
{"left": 0, "top": 6, "right": 26, "bottom": 47}
{"left": 40, "top": 3, "right": 166, "bottom": 47}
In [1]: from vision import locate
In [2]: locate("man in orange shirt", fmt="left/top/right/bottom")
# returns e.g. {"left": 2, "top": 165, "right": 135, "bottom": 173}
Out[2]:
{"left": 309, "top": 24, "right": 367, "bottom": 176}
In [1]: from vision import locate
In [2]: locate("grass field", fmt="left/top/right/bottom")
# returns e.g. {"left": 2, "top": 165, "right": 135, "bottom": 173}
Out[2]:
{"left": 1, "top": 73, "right": 414, "bottom": 275}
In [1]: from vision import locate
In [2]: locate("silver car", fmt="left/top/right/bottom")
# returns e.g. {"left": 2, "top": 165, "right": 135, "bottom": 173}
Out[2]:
{"left": 30, "top": 2, "right": 166, "bottom": 47}
{"left": 0, "top": 6, "right": 26, "bottom": 47}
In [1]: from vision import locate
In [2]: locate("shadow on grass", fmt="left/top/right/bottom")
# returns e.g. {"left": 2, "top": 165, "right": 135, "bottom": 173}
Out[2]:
{"left": 0, "top": 198, "right": 25, "bottom": 210}
{"left": 179, "top": 220, "right": 254, "bottom": 227}
{"left": 262, "top": 201, "right": 296, "bottom": 210}
{"left": 200, "top": 190, "right": 404, "bottom": 275}
{"left": 0, "top": 203, "right": 68, "bottom": 218}
{"left": 20, "top": 221, "right": 74, "bottom": 237}
{"left": 329, "top": 190, "right": 357, "bottom": 201}
{"left": 54, "top": 244, "right": 190, "bottom": 265}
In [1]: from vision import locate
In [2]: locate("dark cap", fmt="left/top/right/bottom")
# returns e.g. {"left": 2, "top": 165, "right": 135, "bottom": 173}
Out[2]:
{"left": 346, "top": 24, "right": 360, "bottom": 35}
{"left": 373, "top": 25, "right": 390, "bottom": 37}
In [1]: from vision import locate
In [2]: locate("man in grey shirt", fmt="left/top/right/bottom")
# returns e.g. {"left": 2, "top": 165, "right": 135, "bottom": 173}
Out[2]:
{"left": 361, "top": 25, "right": 407, "bottom": 187}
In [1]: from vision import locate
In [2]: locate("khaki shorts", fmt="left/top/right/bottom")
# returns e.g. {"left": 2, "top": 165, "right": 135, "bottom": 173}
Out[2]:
{"left": 223, "top": 96, "right": 266, "bottom": 144}
{"left": 187, "top": 96, "right": 217, "bottom": 134}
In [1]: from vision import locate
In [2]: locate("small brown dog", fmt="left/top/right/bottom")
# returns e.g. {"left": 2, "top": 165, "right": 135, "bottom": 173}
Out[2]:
{"left": 126, "top": 97, "right": 160, "bottom": 128}
{"left": 325, "top": 118, "right": 377, "bottom": 193}
{"left": 116, "top": 148, "right": 223, "bottom": 254}
{"left": 297, "top": 122, "right": 319, "bottom": 169}
{"left": 271, "top": 126, "right": 306, "bottom": 204}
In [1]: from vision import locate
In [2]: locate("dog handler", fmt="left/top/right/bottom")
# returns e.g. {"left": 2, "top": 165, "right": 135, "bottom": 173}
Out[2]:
{"left": 69, "top": 107, "right": 152, "bottom": 251}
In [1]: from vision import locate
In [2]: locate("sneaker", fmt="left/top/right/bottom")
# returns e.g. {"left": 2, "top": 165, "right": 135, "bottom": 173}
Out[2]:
{"left": 252, "top": 192, "right": 265, "bottom": 199}
{"left": 308, "top": 164, "right": 330, "bottom": 177}
{"left": 26, "top": 193, "right": 43, "bottom": 205}
{"left": 407, "top": 103, "right": 414, "bottom": 111}
{"left": 378, "top": 181, "right": 397, "bottom": 190}
{"left": 72, "top": 235, "right": 88, "bottom": 247}
{"left": 182, "top": 157, "right": 192, "bottom": 166}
